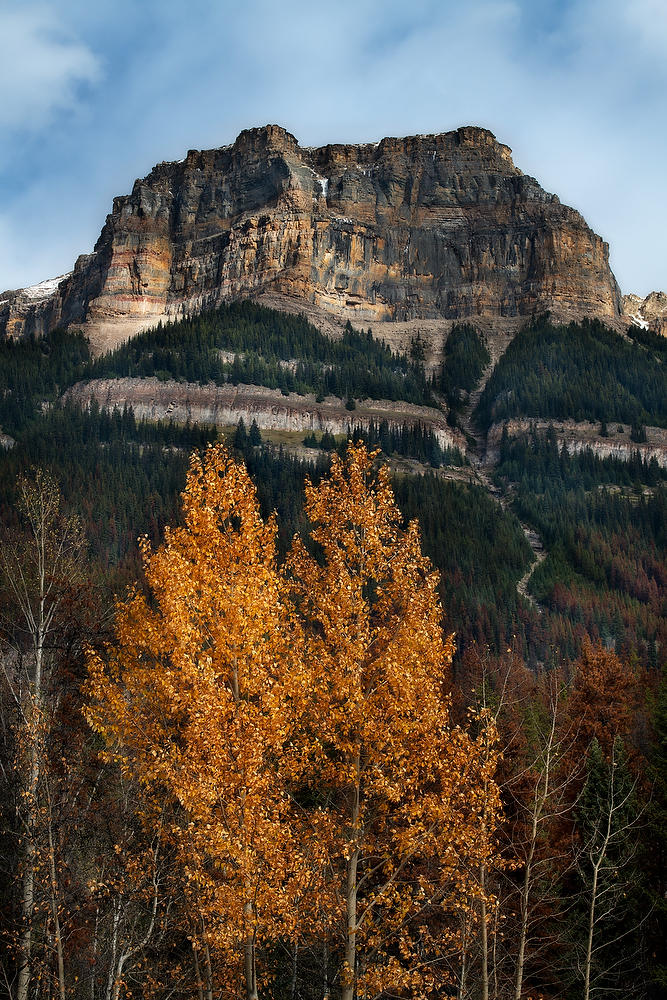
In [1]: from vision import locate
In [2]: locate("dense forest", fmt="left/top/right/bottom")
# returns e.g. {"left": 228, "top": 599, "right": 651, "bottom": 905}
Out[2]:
{"left": 0, "top": 303, "right": 665, "bottom": 999}
{"left": 435, "top": 323, "right": 490, "bottom": 418}
{"left": 495, "top": 427, "right": 666, "bottom": 665}
{"left": 476, "top": 316, "right": 667, "bottom": 430}
{"left": 303, "top": 421, "right": 466, "bottom": 468}
{"left": 86, "top": 301, "right": 436, "bottom": 407}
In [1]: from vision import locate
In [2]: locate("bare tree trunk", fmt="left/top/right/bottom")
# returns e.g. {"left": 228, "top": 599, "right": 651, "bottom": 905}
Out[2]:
{"left": 244, "top": 901, "right": 258, "bottom": 1000}
{"left": 203, "top": 940, "right": 214, "bottom": 1000}
{"left": 323, "top": 932, "right": 329, "bottom": 1000}
{"left": 480, "top": 864, "right": 489, "bottom": 1000}
{"left": 192, "top": 943, "right": 204, "bottom": 1000}
{"left": 16, "top": 856, "right": 35, "bottom": 1000}
{"left": 47, "top": 796, "right": 66, "bottom": 1000}
{"left": 583, "top": 861, "right": 599, "bottom": 1000}
{"left": 458, "top": 900, "right": 472, "bottom": 1000}
{"left": 290, "top": 940, "right": 298, "bottom": 1000}
{"left": 342, "top": 753, "right": 361, "bottom": 1000}
{"left": 17, "top": 635, "right": 45, "bottom": 1000}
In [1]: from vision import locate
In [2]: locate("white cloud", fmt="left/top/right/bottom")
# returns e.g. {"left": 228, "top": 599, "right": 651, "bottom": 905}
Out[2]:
{"left": 0, "top": 0, "right": 664, "bottom": 296}
{"left": 0, "top": 4, "right": 100, "bottom": 130}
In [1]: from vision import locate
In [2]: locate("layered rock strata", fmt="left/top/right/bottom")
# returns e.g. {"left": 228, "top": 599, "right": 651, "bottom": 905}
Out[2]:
{"left": 1, "top": 125, "right": 623, "bottom": 352}
{"left": 64, "top": 378, "right": 465, "bottom": 452}
{"left": 487, "top": 419, "right": 667, "bottom": 468}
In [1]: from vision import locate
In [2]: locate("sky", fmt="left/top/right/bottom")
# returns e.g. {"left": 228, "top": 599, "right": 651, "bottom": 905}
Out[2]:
{"left": 1, "top": 0, "right": 665, "bottom": 297}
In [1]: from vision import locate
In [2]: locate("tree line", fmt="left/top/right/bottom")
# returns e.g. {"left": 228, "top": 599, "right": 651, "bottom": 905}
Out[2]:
{"left": 86, "top": 304, "right": 436, "bottom": 407}
{"left": 476, "top": 316, "right": 667, "bottom": 430}
{"left": 1, "top": 446, "right": 665, "bottom": 999}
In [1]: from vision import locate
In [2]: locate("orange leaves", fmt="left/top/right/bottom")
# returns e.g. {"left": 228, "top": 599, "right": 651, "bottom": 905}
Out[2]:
{"left": 84, "top": 440, "right": 502, "bottom": 996}
{"left": 284, "top": 442, "right": 502, "bottom": 996}
{"left": 85, "top": 444, "right": 301, "bottom": 976}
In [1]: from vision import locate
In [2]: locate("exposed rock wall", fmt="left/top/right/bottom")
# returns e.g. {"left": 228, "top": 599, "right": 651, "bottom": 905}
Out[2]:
{"left": 64, "top": 377, "right": 465, "bottom": 451}
{"left": 487, "top": 419, "right": 667, "bottom": 468}
{"left": 2, "top": 125, "right": 622, "bottom": 352}
{"left": 622, "top": 291, "right": 667, "bottom": 336}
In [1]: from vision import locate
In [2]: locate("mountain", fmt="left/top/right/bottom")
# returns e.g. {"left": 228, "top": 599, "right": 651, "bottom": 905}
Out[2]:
{"left": 622, "top": 291, "right": 667, "bottom": 336}
{"left": 0, "top": 124, "right": 623, "bottom": 352}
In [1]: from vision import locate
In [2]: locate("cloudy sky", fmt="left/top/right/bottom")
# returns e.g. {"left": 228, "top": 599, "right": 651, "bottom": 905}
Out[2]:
{"left": 1, "top": 0, "right": 665, "bottom": 296}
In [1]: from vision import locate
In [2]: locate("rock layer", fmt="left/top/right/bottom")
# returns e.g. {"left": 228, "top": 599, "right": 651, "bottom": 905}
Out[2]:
{"left": 487, "top": 419, "right": 667, "bottom": 468}
{"left": 622, "top": 291, "right": 667, "bottom": 336}
{"left": 64, "top": 377, "right": 465, "bottom": 451}
{"left": 1, "top": 124, "right": 623, "bottom": 351}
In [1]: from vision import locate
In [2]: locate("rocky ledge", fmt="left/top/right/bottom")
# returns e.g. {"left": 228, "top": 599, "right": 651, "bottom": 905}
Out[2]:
{"left": 64, "top": 378, "right": 466, "bottom": 452}
{"left": 2, "top": 124, "right": 622, "bottom": 352}
{"left": 487, "top": 419, "right": 667, "bottom": 468}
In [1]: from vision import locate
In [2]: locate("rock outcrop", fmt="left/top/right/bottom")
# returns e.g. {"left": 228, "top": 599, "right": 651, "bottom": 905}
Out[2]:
{"left": 1, "top": 124, "right": 623, "bottom": 351}
{"left": 622, "top": 291, "right": 667, "bottom": 336}
{"left": 487, "top": 419, "right": 667, "bottom": 468}
{"left": 64, "top": 377, "right": 465, "bottom": 451}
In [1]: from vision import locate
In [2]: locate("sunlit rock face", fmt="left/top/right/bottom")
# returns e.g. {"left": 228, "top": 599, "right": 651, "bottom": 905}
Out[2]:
{"left": 1, "top": 124, "right": 623, "bottom": 351}
{"left": 622, "top": 291, "right": 667, "bottom": 336}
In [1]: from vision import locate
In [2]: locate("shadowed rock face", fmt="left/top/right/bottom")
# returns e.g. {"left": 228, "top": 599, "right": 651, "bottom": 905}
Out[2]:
{"left": 0, "top": 124, "right": 623, "bottom": 351}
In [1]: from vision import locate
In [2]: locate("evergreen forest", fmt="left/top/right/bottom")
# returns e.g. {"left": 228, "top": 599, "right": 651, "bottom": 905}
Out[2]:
{"left": 0, "top": 303, "right": 665, "bottom": 1000}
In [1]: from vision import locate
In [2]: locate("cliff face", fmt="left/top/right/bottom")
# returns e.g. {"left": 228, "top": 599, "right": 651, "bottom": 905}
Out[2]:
{"left": 487, "top": 419, "right": 667, "bottom": 468}
{"left": 1, "top": 124, "right": 622, "bottom": 350}
{"left": 622, "top": 291, "right": 667, "bottom": 336}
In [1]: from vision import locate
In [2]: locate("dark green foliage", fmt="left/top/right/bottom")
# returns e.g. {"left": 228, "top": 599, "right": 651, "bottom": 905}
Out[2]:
{"left": 248, "top": 419, "right": 262, "bottom": 446}
{"left": 0, "top": 328, "right": 90, "bottom": 435}
{"left": 303, "top": 420, "right": 466, "bottom": 468}
{"left": 86, "top": 302, "right": 435, "bottom": 406}
{"left": 437, "top": 323, "right": 490, "bottom": 407}
{"left": 0, "top": 401, "right": 217, "bottom": 579}
{"left": 392, "top": 474, "right": 533, "bottom": 653}
{"left": 627, "top": 323, "right": 667, "bottom": 361}
{"left": 496, "top": 428, "right": 666, "bottom": 663}
{"left": 476, "top": 318, "right": 667, "bottom": 429}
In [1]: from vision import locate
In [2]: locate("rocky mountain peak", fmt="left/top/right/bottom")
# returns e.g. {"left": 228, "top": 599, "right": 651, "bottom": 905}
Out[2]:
{"left": 1, "top": 124, "right": 623, "bottom": 352}
{"left": 622, "top": 290, "right": 667, "bottom": 336}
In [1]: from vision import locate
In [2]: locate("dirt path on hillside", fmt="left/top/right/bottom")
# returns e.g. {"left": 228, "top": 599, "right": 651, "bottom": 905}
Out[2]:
{"left": 468, "top": 435, "right": 547, "bottom": 612}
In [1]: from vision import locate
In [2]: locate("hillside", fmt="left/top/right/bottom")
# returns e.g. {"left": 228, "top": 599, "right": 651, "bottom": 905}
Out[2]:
{"left": 0, "top": 301, "right": 664, "bottom": 669}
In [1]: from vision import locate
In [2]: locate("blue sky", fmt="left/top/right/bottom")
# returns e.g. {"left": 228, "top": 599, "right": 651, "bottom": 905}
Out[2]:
{"left": 1, "top": 0, "right": 665, "bottom": 296}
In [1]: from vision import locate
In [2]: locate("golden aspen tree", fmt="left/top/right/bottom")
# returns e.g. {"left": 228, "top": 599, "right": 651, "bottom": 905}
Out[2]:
{"left": 85, "top": 444, "right": 304, "bottom": 1000}
{"left": 285, "top": 443, "right": 502, "bottom": 1000}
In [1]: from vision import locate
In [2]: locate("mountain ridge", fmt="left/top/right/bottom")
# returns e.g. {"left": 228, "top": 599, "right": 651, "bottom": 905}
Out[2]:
{"left": 1, "top": 123, "right": 624, "bottom": 352}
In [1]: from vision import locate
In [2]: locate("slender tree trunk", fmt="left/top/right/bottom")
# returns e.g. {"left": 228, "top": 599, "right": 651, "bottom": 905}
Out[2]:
{"left": 492, "top": 898, "right": 499, "bottom": 1000}
{"left": 323, "top": 931, "right": 329, "bottom": 1000}
{"left": 458, "top": 906, "right": 471, "bottom": 1000}
{"left": 47, "top": 801, "right": 66, "bottom": 1000}
{"left": 583, "top": 862, "right": 599, "bottom": 1000}
{"left": 514, "top": 821, "right": 537, "bottom": 1000}
{"left": 192, "top": 943, "right": 204, "bottom": 1000}
{"left": 17, "top": 632, "right": 45, "bottom": 1000}
{"left": 203, "top": 940, "right": 214, "bottom": 1000}
{"left": 342, "top": 753, "right": 361, "bottom": 1000}
{"left": 16, "top": 858, "right": 35, "bottom": 1000}
{"left": 244, "top": 901, "right": 258, "bottom": 1000}
{"left": 290, "top": 940, "right": 298, "bottom": 1000}
{"left": 480, "top": 864, "right": 489, "bottom": 1000}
